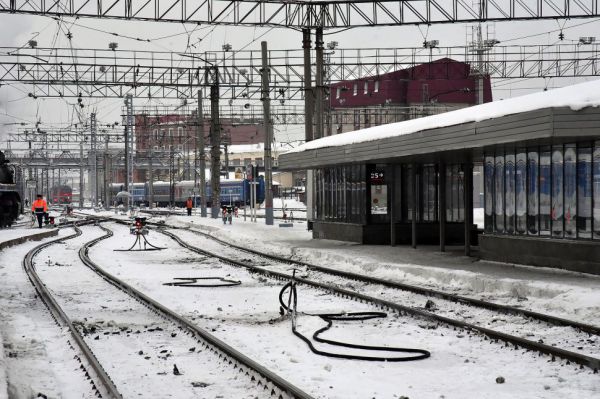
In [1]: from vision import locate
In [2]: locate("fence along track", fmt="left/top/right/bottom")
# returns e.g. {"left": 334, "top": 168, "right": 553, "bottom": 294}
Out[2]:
{"left": 79, "top": 223, "right": 314, "bottom": 399}
{"left": 22, "top": 222, "right": 123, "bottom": 399}
{"left": 159, "top": 228, "right": 600, "bottom": 372}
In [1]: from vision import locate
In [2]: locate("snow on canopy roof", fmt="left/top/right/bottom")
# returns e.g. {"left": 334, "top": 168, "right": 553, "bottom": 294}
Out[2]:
{"left": 286, "top": 79, "right": 600, "bottom": 154}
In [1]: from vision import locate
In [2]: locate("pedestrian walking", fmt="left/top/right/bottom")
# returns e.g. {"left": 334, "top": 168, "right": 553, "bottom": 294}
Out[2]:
{"left": 31, "top": 194, "right": 48, "bottom": 228}
{"left": 186, "top": 197, "right": 193, "bottom": 216}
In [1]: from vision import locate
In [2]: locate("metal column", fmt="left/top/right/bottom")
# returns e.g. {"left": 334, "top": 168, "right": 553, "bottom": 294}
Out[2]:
{"left": 390, "top": 165, "right": 395, "bottom": 246}
{"left": 90, "top": 113, "right": 98, "bottom": 206}
{"left": 124, "top": 94, "right": 134, "bottom": 211}
{"left": 79, "top": 142, "right": 84, "bottom": 208}
{"left": 104, "top": 138, "right": 110, "bottom": 209}
{"left": 302, "top": 29, "right": 313, "bottom": 143}
{"left": 411, "top": 164, "right": 417, "bottom": 249}
{"left": 315, "top": 28, "right": 324, "bottom": 140}
{"left": 464, "top": 160, "right": 473, "bottom": 256}
{"left": 208, "top": 67, "right": 221, "bottom": 218}
{"left": 439, "top": 162, "right": 446, "bottom": 252}
{"left": 197, "top": 90, "right": 207, "bottom": 217}
{"left": 261, "top": 41, "right": 274, "bottom": 225}
{"left": 303, "top": 29, "right": 315, "bottom": 224}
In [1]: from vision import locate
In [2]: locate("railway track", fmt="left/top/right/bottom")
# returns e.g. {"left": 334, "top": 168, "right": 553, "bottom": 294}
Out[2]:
{"left": 140, "top": 208, "right": 307, "bottom": 222}
{"left": 23, "top": 221, "right": 314, "bottom": 398}
{"left": 22, "top": 221, "right": 122, "bottom": 398}
{"left": 151, "top": 225, "right": 600, "bottom": 372}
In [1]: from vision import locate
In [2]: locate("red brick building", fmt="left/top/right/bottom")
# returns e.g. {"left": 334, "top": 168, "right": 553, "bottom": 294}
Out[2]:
{"left": 328, "top": 58, "right": 492, "bottom": 134}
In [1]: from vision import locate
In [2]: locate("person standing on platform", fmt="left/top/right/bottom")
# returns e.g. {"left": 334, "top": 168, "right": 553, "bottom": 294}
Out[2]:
{"left": 186, "top": 197, "right": 193, "bottom": 216}
{"left": 31, "top": 194, "right": 48, "bottom": 228}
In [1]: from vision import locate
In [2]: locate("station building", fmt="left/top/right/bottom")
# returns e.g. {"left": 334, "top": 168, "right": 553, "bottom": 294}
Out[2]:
{"left": 279, "top": 80, "right": 600, "bottom": 275}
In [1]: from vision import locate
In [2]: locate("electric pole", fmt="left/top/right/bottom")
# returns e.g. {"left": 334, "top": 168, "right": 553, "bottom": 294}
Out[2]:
{"left": 197, "top": 89, "right": 207, "bottom": 217}
{"left": 208, "top": 67, "right": 221, "bottom": 218}
{"left": 261, "top": 41, "right": 274, "bottom": 225}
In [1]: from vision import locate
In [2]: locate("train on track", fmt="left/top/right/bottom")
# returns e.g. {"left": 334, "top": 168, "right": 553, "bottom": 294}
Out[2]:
{"left": 109, "top": 177, "right": 266, "bottom": 208}
{"left": 0, "top": 150, "right": 22, "bottom": 228}
{"left": 50, "top": 185, "right": 73, "bottom": 204}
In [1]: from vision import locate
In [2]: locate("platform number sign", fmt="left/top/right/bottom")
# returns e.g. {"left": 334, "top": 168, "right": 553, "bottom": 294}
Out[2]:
{"left": 369, "top": 170, "right": 385, "bottom": 184}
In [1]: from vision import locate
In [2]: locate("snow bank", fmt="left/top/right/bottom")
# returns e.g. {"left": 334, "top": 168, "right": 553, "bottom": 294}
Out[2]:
{"left": 287, "top": 79, "right": 600, "bottom": 154}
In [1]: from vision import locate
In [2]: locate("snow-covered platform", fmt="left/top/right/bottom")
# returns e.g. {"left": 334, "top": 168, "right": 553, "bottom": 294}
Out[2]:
{"left": 0, "top": 228, "right": 58, "bottom": 251}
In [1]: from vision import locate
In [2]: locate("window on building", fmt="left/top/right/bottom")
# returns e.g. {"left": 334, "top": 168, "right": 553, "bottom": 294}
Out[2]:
{"left": 364, "top": 81, "right": 368, "bottom": 94}
{"left": 516, "top": 150, "right": 527, "bottom": 234}
{"left": 484, "top": 155, "right": 494, "bottom": 233}
{"left": 551, "top": 146, "right": 564, "bottom": 237}
{"left": 336, "top": 87, "right": 341, "bottom": 99}
{"left": 505, "top": 151, "right": 516, "bottom": 234}
{"left": 594, "top": 142, "right": 600, "bottom": 240}
{"left": 494, "top": 154, "right": 504, "bottom": 232}
{"left": 153, "top": 129, "right": 159, "bottom": 141}
{"left": 421, "top": 165, "right": 437, "bottom": 222}
{"left": 577, "top": 145, "right": 592, "bottom": 238}
{"left": 374, "top": 81, "right": 380, "bottom": 93}
{"left": 539, "top": 148, "right": 551, "bottom": 235}
{"left": 564, "top": 144, "right": 577, "bottom": 237}
{"left": 527, "top": 150, "right": 539, "bottom": 235}
{"left": 484, "top": 142, "right": 599, "bottom": 241}
{"left": 353, "top": 83, "right": 358, "bottom": 96}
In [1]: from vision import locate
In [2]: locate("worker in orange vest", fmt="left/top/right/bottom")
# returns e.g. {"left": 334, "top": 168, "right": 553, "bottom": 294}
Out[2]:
{"left": 31, "top": 194, "right": 48, "bottom": 228}
{"left": 186, "top": 197, "right": 193, "bottom": 216}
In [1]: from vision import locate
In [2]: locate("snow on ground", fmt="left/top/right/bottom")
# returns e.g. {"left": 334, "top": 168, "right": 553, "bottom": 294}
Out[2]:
{"left": 0, "top": 227, "right": 55, "bottom": 246}
{"left": 3, "top": 210, "right": 600, "bottom": 398}
{"left": 0, "top": 229, "right": 96, "bottom": 399}
{"left": 83, "top": 219, "right": 598, "bottom": 398}
{"left": 34, "top": 225, "right": 269, "bottom": 398}
{"left": 109, "top": 209, "right": 600, "bottom": 327}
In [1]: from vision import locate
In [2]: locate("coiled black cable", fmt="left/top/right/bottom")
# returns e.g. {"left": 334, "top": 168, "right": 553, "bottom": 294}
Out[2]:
{"left": 279, "top": 281, "right": 431, "bottom": 362}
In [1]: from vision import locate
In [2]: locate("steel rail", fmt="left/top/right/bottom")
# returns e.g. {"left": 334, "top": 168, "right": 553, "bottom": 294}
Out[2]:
{"left": 178, "top": 224, "right": 600, "bottom": 336}
{"left": 160, "top": 227, "right": 600, "bottom": 371}
{"left": 22, "top": 222, "right": 123, "bottom": 399}
{"left": 79, "top": 223, "right": 314, "bottom": 399}
{"left": 91, "top": 212, "right": 600, "bottom": 337}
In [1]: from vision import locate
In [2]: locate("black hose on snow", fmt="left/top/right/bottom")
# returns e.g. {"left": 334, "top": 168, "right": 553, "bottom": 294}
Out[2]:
{"left": 279, "top": 281, "right": 431, "bottom": 362}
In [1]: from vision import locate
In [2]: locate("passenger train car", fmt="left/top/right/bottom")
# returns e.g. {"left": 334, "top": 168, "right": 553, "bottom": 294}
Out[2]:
{"left": 109, "top": 177, "right": 265, "bottom": 208}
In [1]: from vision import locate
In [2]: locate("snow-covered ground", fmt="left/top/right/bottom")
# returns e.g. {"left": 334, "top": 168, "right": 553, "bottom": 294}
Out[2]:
{"left": 0, "top": 227, "right": 53, "bottom": 246}
{"left": 1, "top": 210, "right": 599, "bottom": 398}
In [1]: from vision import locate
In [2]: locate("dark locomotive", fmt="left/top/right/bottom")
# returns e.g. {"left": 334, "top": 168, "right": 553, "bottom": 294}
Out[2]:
{"left": 0, "top": 151, "right": 22, "bottom": 227}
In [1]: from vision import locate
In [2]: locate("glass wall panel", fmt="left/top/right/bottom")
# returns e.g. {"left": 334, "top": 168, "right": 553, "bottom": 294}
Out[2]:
{"left": 421, "top": 165, "right": 437, "bottom": 221}
{"left": 540, "top": 148, "right": 551, "bottom": 235}
{"left": 552, "top": 146, "right": 564, "bottom": 237}
{"left": 484, "top": 155, "right": 494, "bottom": 233}
{"left": 564, "top": 145, "right": 577, "bottom": 238}
{"left": 403, "top": 165, "right": 414, "bottom": 221}
{"left": 516, "top": 150, "right": 527, "bottom": 234}
{"left": 494, "top": 154, "right": 505, "bottom": 232}
{"left": 458, "top": 165, "right": 465, "bottom": 222}
{"left": 593, "top": 142, "right": 600, "bottom": 240}
{"left": 577, "top": 146, "right": 592, "bottom": 239}
{"left": 446, "top": 165, "right": 453, "bottom": 222}
{"left": 527, "top": 150, "right": 539, "bottom": 235}
{"left": 505, "top": 152, "right": 516, "bottom": 234}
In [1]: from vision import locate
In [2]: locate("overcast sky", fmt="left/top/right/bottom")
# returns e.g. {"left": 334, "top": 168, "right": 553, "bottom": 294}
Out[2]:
{"left": 1, "top": 11, "right": 599, "bottom": 148}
